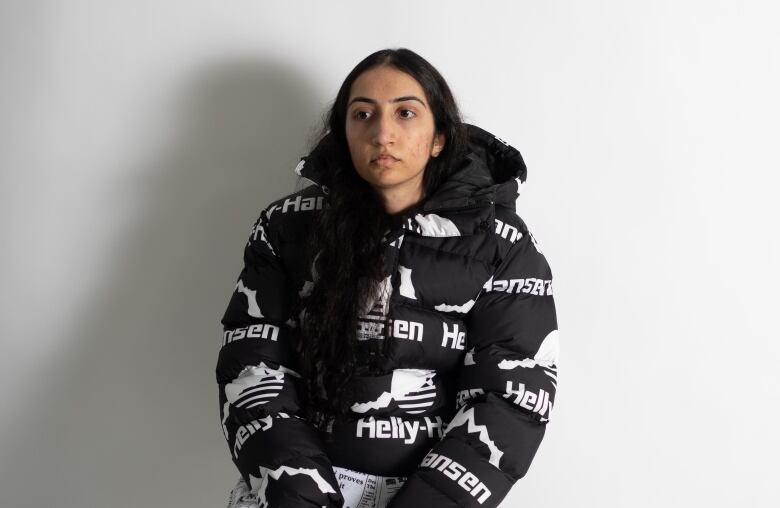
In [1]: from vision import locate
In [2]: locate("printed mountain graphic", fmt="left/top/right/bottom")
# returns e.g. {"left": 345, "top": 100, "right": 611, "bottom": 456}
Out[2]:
{"left": 496, "top": 329, "right": 559, "bottom": 387}
{"left": 249, "top": 465, "right": 337, "bottom": 507}
{"left": 444, "top": 406, "right": 503, "bottom": 468}
{"left": 398, "top": 265, "right": 416, "bottom": 300}
{"left": 413, "top": 212, "right": 460, "bottom": 236}
{"left": 351, "top": 369, "right": 437, "bottom": 415}
{"left": 434, "top": 299, "right": 475, "bottom": 314}
{"left": 236, "top": 279, "right": 263, "bottom": 318}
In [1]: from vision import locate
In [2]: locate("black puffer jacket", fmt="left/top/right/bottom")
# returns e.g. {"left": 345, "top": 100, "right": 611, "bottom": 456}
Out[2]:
{"left": 217, "top": 123, "right": 559, "bottom": 507}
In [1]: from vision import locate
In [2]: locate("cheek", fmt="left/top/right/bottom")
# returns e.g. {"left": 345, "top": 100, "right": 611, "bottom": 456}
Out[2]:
{"left": 413, "top": 141, "right": 432, "bottom": 164}
{"left": 407, "top": 134, "right": 430, "bottom": 159}
{"left": 345, "top": 124, "right": 362, "bottom": 147}
{"left": 346, "top": 131, "right": 364, "bottom": 160}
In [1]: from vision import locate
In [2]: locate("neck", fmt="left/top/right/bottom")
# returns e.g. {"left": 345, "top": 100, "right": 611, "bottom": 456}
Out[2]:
{"left": 379, "top": 185, "right": 425, "bottom": 216}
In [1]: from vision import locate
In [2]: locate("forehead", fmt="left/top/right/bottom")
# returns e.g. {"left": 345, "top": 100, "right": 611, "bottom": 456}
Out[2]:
{"left": 348, "top": 65, "right": 427, "bottom": 103}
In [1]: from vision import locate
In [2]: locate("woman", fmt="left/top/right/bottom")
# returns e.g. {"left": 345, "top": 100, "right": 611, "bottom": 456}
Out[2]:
{"left": 217, "top": 48, "right": 559, "bottom": 508}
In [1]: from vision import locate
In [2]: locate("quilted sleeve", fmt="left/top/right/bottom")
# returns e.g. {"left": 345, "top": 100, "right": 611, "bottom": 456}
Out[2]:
{"left": 388, "top": 222, "right": 559, "bottom": 507}
{"left": 216, "top": 205, "right": 344, "bottom": 508}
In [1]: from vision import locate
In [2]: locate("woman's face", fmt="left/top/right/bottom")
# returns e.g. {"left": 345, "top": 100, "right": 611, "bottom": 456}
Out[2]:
{"left": 345, "top": 65, "right": 445, "bottom": 199}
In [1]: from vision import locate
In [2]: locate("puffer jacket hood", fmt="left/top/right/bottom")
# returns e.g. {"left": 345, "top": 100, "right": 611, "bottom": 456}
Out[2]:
{"left": 293, "top": 123, "right": 528, "bottom": 215}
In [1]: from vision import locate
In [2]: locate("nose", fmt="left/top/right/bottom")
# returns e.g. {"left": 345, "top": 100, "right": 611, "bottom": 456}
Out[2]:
{"left": 371, "top": 109, "right": 396, "bottom": 146}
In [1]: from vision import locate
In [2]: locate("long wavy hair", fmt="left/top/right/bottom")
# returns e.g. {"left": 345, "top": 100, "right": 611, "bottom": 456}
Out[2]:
{"left": 295, "top": 48, "right": 468, "bottom": 422}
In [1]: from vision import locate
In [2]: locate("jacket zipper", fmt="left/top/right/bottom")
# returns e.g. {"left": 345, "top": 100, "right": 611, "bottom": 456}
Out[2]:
{"left": 421, "top": 200, "right": 494, "bottom": 215}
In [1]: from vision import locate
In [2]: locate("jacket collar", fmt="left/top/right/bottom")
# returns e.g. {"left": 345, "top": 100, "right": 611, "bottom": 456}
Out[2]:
{"left": 294, "top": 123, "right": 527, "bottom": 237}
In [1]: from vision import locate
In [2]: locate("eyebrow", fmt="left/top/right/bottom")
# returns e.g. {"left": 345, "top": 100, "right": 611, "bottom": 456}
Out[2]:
{"left": 347, "top": 95, "right": 428, "bottom": 109}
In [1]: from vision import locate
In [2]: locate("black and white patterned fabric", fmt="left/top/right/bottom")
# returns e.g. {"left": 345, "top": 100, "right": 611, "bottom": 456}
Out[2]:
{"left": 216, "top": 123, "right": 559, "bottom": 507}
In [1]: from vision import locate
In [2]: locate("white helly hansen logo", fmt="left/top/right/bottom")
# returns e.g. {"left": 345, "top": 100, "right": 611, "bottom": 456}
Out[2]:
{"left": 494, "top": 218, "right": 522, "bottom": 243}
{"left": 222, "top": 324, "right": 280, "bottom": 346}
{"left": 420, "top": 452, "right": 491, "bottom": 504}
{"left": 233, "top": 416, "right": 272, "bottom": 457}
{"left": 233, "top": 412, "right": 292, "bottom": 457}
{"left": 392, "top": 319, "right": 424, "bottom": 341}
{"left": 356, "top": 416, "right": 444, "bottom": 444}
{"left": 356, "top": 319, "right": 386, "bottom": 341}
{"left": 248, "top": 221, "right": 276, "bottom": 256}
{"left": 266, "top": 195, "right": 325, "bottom": 218}
{"left": 390, "top": 319, "right": 466, "bottom": 350}
{"left": 456, "top": 388, "right": 485, "bottom": 408}
{"left": 483, "top": 276, "right": 553, "bottom": 296}
{"left": 358, "top": 318, "right": 425, "bottom": 342}
{"left": 504, "top": 381, "right": 553, "bottom": 418}
{"left": 442, "top": 322, "right": 465, "bottom": 350}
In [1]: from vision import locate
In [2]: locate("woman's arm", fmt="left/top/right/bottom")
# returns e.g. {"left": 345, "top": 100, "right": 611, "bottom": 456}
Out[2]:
{"left": 216, "top": 205, "right": 344, "bottom": 508}
{"left": 389, "top": 220, "right": 559, "bottom": 507}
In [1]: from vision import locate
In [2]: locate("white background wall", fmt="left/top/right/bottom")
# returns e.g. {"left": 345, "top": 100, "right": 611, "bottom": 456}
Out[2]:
{"left": 1, "top": 1, "right": 778, "bottom": 506}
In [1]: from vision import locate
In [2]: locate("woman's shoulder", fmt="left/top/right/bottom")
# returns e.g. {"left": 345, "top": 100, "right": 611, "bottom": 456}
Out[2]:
{"left": 239, "top": 184, "right": 322, "bottom": 266}
{"left": 250, "top": 184, "right": 323, "bottom": 242}
{"left": 247, "top": 185, "right": 325, "bottom": 286}
{"left": 261, "top": 184, "right": 327, "bottom": 226}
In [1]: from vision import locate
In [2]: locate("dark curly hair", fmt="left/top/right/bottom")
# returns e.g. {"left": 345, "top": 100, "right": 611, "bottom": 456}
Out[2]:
{"left": 295, "top": 48, "right": 468, "bottom": 422}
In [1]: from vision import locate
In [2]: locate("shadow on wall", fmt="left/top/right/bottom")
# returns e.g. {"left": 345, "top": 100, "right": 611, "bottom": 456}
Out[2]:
{"left": 0, "top": 56, "right": 323, "bottom": 507}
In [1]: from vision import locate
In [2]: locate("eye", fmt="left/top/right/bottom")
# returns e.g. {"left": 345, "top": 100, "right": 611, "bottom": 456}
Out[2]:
{"left": 353, "top": 110, "right": 371, "bottom": 120}
{"left": 399, "top": 109, "right": 416, "bottom": 119}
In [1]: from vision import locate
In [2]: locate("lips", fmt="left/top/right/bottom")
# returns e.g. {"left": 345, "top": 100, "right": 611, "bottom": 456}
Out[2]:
{"left": 372, "top": 155, "right": 399, "bottom": 167}
{"left": 372, "top": 154, "right": 399, "bottom": 162}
